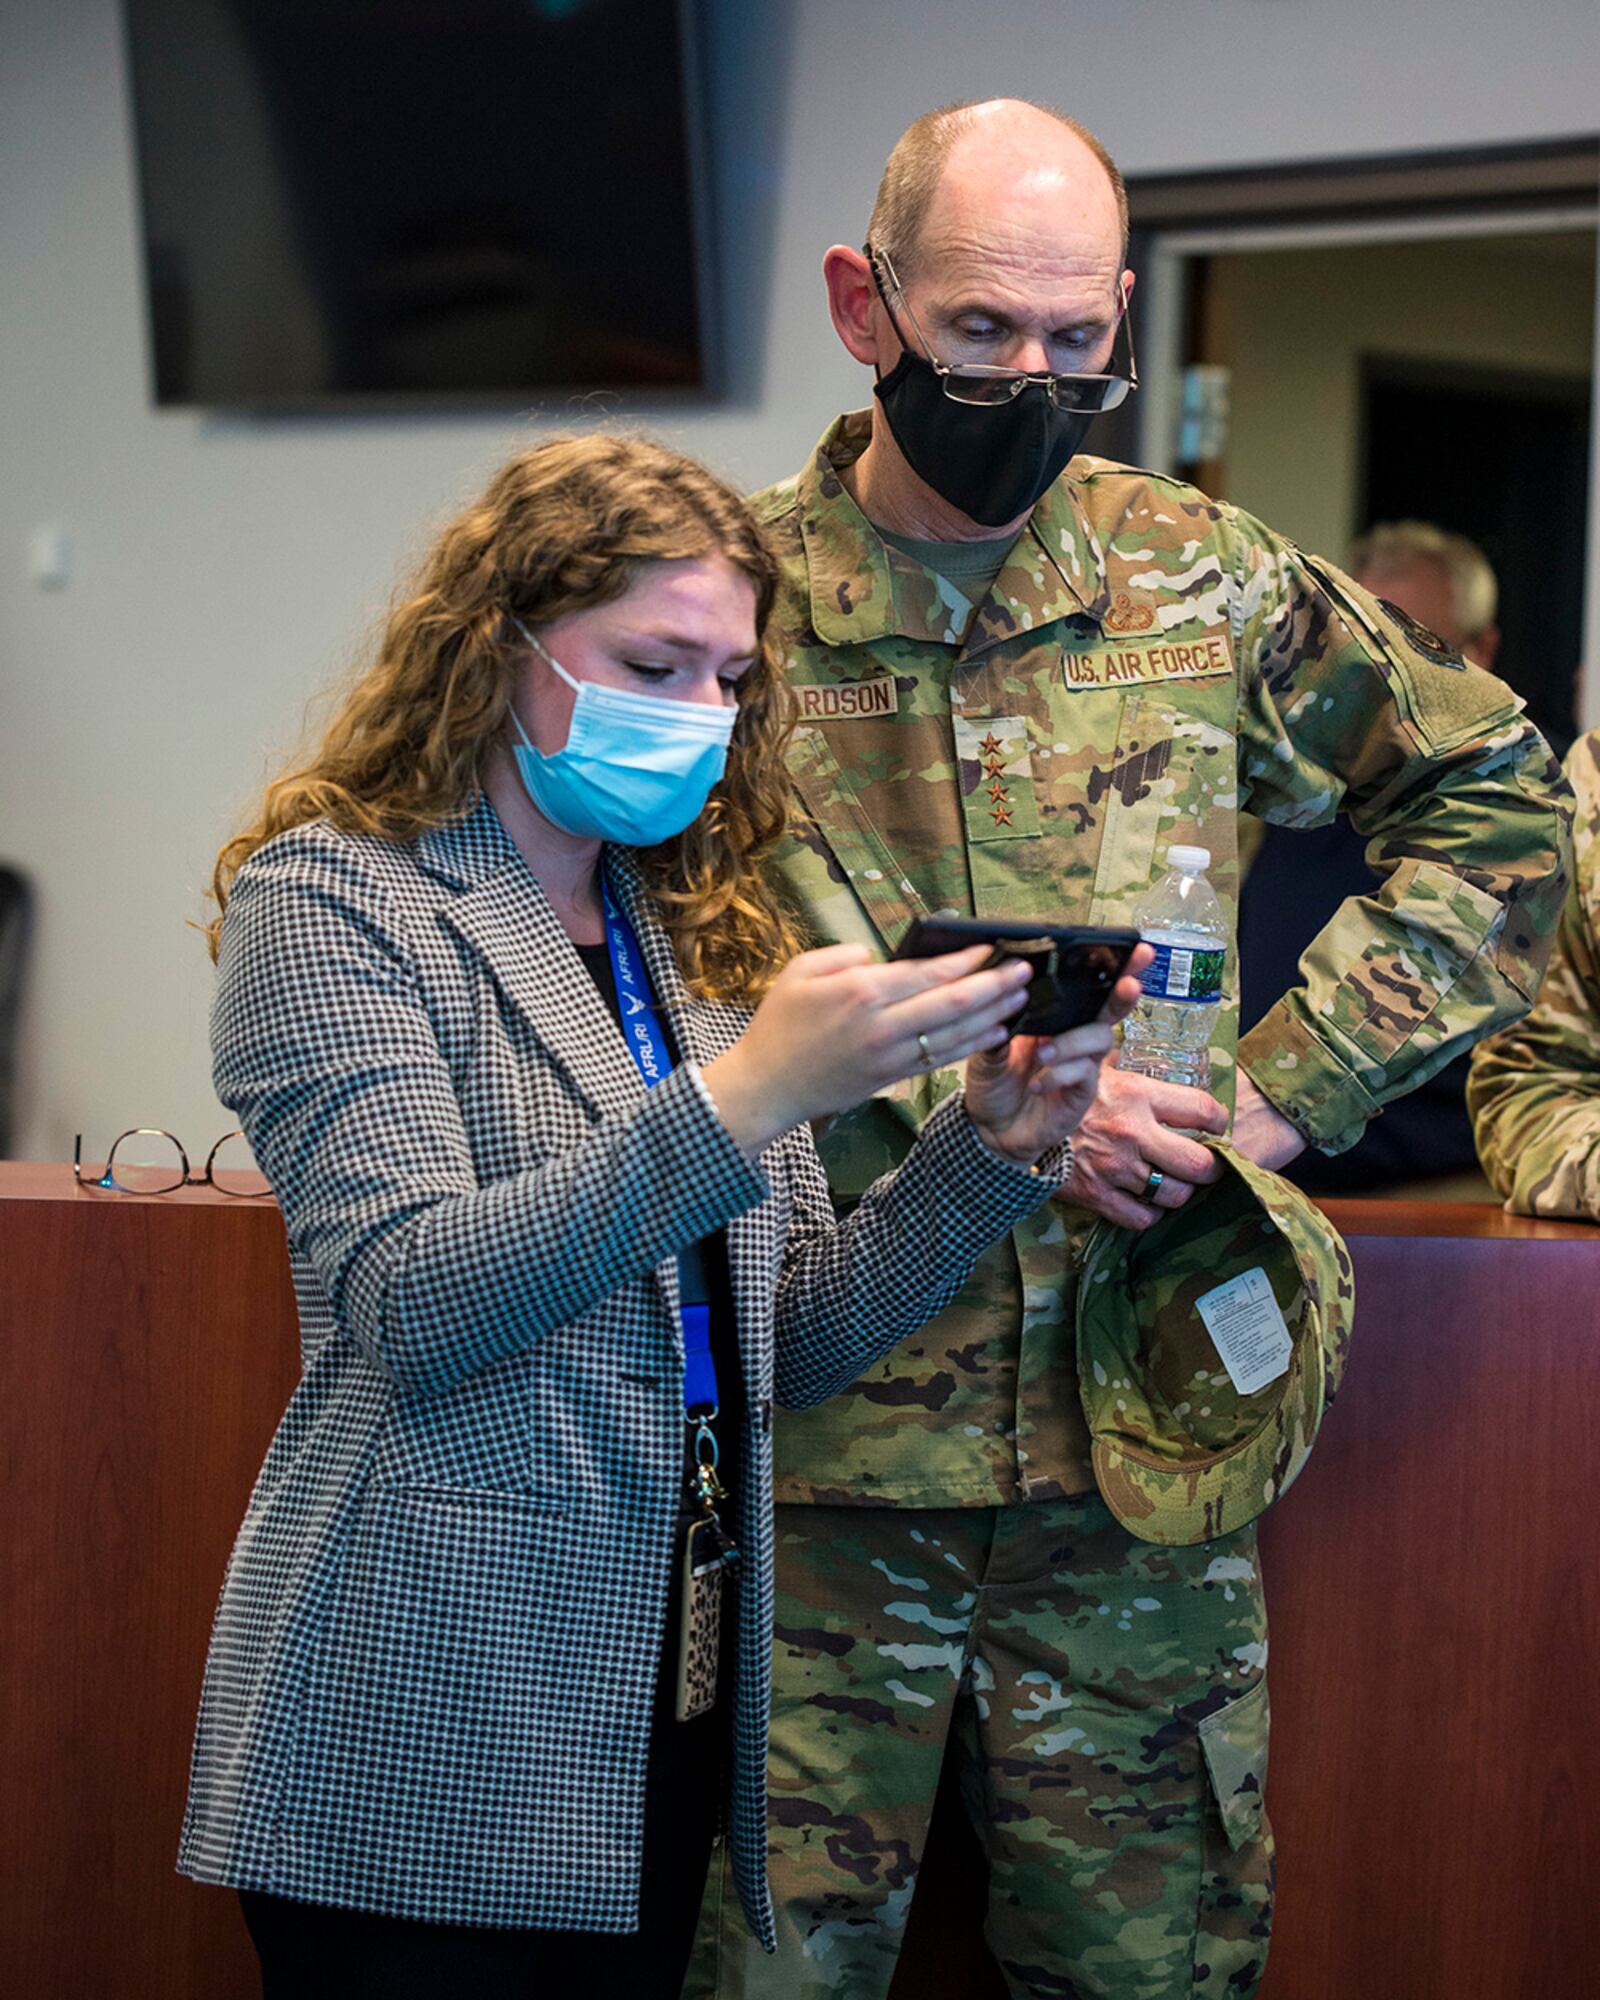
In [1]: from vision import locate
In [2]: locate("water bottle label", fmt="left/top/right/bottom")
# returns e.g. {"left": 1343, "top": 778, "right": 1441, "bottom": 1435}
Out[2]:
{"left": 1140, "top": 941, "right": 1224, "bottom": 1005}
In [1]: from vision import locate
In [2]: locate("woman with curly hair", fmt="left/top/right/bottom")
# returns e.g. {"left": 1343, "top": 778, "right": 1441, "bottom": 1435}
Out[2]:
{"left": 177, "top": 432, "right": 1135, "bottom": 1997}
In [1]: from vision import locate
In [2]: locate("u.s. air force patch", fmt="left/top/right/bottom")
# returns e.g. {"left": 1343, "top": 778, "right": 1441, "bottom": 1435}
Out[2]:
{"left": 795, "top": 673, "right": 900, "bottom": 720}
{"left": 1063, "top": 629, "right": 1234, "bottom": 691}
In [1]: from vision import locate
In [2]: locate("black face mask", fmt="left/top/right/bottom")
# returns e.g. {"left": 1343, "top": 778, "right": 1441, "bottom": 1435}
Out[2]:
{"left": 873, "top": 350, "right": 1098, "bottom": 528}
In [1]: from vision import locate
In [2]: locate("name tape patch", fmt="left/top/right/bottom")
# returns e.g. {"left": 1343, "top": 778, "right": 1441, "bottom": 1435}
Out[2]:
{"left": 797, "top": 675, "right": 899, "bottom": 721}
{"left": 1194, "top": 1265, "right": 1294, "bottom": 1397}
{"left": 1065, "top": 633, "right": 1233, "bottom": 691}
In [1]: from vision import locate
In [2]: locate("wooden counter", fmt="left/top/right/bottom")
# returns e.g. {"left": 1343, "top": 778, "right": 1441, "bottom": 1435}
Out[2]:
{"left": 0, "top": 1165, "right": 296, "bottom": 1998}
{"left": 1, "top": 1168, "right": 1595, "bottom": 1997}
{"left": 1256, "top": 1198, "right": 1600, "bottom": 2000}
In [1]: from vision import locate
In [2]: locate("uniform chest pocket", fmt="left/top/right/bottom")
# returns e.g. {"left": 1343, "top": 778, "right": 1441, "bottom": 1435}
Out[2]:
{"left": 1085, "top": 693, "right": 1238, "bottom": 928}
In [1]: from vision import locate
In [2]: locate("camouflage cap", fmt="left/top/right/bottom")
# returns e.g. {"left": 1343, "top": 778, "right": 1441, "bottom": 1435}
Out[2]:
{"left": 1076, "top": 1143, "right": 1355, "bottom": 1545}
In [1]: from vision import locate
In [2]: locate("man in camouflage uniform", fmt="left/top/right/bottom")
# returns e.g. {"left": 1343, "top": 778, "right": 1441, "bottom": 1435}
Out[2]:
{"left": 1470, "top": 728, "right": 1600, "bottom": 1217}
{"left": 687, "top": 99, "right": 1569, "bottom": 2000}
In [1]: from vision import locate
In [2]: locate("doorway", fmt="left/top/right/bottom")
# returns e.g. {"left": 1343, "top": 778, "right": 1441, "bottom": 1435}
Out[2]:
{"left": 1363, "top": 353, "right": 1589, "bottom": 746}
{"left": 1144, "top": 221, "right": 1597, "bottom": 743}
{"left": 1121, "top": 138, "right": 1600, "bottom": 729}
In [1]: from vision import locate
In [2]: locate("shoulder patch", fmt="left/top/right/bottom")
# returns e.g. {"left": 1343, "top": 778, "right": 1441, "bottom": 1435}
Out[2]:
{"left": 1300, "top": 551, "right": 1522, "bottom": 754}
{"left": 1375, "top": 599, "right": 1465, "bottom": 670}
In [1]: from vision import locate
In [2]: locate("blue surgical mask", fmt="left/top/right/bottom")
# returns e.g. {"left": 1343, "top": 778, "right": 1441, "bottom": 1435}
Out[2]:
{"left": 507, "top": 618, "right": 738, "bottom": 847}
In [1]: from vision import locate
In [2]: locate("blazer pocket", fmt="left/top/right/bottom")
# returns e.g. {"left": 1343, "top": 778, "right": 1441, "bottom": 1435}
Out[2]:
{"left": 369, "top": 1480, "right": 569, "bottom": 1519}
{"left": 374, "top": 1354, "right": 559, "bottom": 1501}
{"left": 274, "top": 1491, "right": 589, "bottom": 1860}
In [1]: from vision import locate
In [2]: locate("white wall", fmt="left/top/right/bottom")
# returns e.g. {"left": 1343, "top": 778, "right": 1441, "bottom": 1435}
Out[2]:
{"left": 3, "top": 0, "right": 1598, "bottom": 1159}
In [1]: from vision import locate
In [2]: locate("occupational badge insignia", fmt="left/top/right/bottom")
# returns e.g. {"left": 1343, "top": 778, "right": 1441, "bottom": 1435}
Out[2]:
{"left": 1103, "top": 590, "right": 1158, "bottom": 635}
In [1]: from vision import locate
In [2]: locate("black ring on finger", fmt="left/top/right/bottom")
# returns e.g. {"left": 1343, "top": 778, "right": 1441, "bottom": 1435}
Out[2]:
{"left": 1141, "top": 1166, "right": 1165, "bottom": 1202}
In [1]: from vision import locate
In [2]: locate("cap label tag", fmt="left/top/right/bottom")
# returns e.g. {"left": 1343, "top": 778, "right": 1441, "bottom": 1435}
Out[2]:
{"left": 1195, "top": 1266, "right": 1293, "bottom": 1396}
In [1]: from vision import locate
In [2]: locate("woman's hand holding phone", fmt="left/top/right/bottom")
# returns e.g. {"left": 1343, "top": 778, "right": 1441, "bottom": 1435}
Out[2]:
{"left": 961, "top": 944, "right": 1153, "bottom": 1165}
{"left": 701, "top": 942, "right": 1035, "bottom": 1159}
{"left": 701, "top": 940, "right": 1151, "bottom": 1165}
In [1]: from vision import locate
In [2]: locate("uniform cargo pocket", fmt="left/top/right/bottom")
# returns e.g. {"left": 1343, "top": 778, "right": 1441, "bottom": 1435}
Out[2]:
{"left": 1198, "top": 1675, "right": 1270, "bottom": 1850}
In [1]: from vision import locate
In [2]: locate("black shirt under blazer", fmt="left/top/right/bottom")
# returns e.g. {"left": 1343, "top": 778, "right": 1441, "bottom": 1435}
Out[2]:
{"left": 177, "top": 796, "right": 1066, "bottom": 1944}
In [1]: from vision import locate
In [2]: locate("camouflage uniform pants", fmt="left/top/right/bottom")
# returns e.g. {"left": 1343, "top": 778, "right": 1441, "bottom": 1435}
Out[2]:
{"left": 684, "top": 1494, "right": 1273, "bottom": 2000}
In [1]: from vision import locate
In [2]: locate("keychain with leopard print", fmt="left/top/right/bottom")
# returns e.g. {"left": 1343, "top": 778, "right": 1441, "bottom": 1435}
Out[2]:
{"left": 674, "top": 1413, "right": 740, "bottom": 1722}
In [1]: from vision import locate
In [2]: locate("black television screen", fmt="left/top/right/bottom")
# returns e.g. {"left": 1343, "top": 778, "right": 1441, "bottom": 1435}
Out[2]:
{"left": 122, "top": 0, "right": 710, "bottom": 409}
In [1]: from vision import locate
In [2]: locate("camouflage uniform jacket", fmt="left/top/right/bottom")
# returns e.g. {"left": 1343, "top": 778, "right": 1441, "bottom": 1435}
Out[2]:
{"left": 760, "top": 411, "right": 1570, "bottom": 1508}
{"left": 1469, "top": 727, "right": 1600, "bottom": 1218}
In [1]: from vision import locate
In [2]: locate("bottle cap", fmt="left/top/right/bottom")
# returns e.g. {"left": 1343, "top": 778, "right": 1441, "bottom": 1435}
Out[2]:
{"left": 1167, "top": 844, "right": 1211, "bottom": 874}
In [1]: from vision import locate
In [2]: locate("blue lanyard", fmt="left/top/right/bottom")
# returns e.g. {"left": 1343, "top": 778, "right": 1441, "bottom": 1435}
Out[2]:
{"left": 599, "top": 869, "right": 719, "bottom": 1417}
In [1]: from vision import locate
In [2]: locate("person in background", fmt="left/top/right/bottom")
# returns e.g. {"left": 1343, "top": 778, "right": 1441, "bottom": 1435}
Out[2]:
{"left": 1238, "top": 521, "right": 1516, "bottom": 1196}
{"left": 175, "top": 432, "right": 1140, "bottom": 1998}
{"left": 686, "top": 99, "right": 1569, "bottom": 2000}
{"left": 1348, "top": 521, "right": 1501, "bottom": 678}
{"left": 1470, "top": 725, "right": 1600, "bottom": 1217}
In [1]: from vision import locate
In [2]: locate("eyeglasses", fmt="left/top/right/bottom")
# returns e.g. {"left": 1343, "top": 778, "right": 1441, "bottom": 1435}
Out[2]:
{"left": 869, "top": 244, "right": 1138, "bottom": 412}
{"left": 73, "top": 1128, "right": 269, "bottom": 1197}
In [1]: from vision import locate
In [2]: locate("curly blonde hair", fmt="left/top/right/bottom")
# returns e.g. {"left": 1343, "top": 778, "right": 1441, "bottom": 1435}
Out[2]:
{"left": 209, "top": 433, "right": 802, "bottom": 1000}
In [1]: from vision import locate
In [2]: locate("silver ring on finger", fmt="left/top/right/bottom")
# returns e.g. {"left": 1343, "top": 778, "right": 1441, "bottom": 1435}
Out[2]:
{"left": 916, "top": 1032, "right": 935, "bottom": 1070}
{"left": 1140, "top": 1166, "right": 1165, "bottom": 1203}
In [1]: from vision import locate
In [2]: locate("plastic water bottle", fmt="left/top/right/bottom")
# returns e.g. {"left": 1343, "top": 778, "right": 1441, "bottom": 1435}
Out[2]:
{"left": 1120, "top": 845, "right": 1226, "bottom": 1091}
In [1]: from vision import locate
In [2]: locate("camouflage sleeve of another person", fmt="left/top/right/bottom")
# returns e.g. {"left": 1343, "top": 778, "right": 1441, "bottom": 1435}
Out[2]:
{"left": 1467, "top": 730, "right": 1600, "bottom": 1218}
{"left": 1222, "top": 508, "right": 1572, "bottom": 1155}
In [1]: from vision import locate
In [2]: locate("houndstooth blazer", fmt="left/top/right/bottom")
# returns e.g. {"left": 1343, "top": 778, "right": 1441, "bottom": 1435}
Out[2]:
{"left": 176, "top": 794, "right": 1065, "bottom": 1945}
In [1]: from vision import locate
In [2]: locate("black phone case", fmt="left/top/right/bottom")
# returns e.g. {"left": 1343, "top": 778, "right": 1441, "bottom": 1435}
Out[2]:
{"left": 893, "top": 918, "right": 1140, "bottom": 1037}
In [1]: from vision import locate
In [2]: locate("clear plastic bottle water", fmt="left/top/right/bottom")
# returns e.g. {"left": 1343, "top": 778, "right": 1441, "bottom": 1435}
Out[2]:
{"left": 1120, "top": 844, "right": 1226, "bottom": 1091}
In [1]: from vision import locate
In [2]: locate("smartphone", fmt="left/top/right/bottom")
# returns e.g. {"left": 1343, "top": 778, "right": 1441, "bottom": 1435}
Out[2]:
{"left": 893, "top": 917, "right": 1141, "bottom": 1037}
